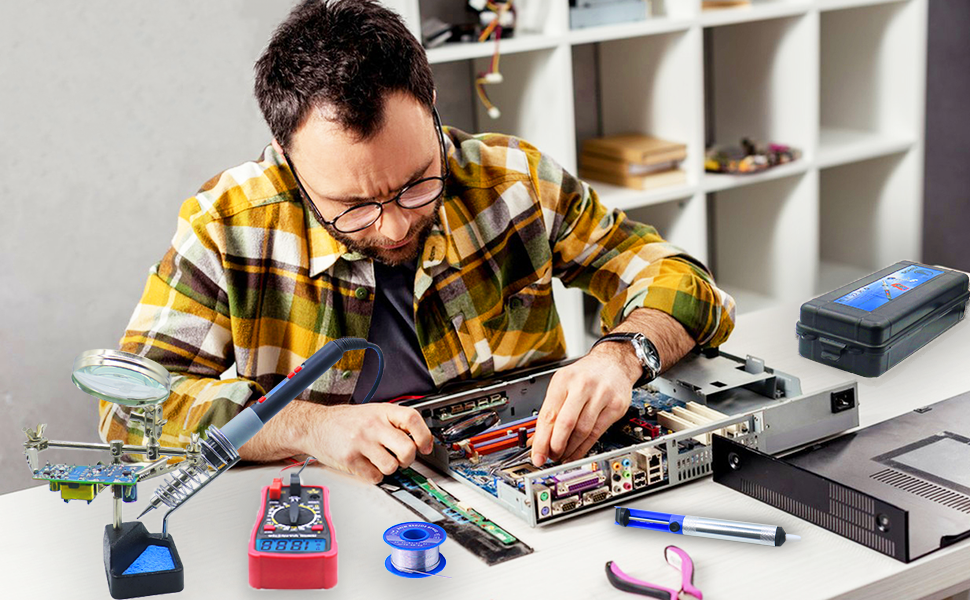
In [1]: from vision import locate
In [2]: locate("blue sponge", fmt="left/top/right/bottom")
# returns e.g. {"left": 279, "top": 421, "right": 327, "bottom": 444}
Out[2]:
{"left": 123, "top": 545, "right": 175, "bottom": 574}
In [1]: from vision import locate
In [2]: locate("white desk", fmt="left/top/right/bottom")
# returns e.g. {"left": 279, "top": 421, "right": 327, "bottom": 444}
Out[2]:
{"left": 4, "top": 303, "right": 970, "bottom": 599}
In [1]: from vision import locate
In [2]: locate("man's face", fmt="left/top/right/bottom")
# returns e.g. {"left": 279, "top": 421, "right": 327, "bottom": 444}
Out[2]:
{"left": 282, "top": 92, "right": 443, "bottom": 267}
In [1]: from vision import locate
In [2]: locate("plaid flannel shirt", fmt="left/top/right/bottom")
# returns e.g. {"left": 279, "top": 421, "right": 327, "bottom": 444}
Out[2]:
{"left": 98, "top": 128, "right": 735, "bottom": 452}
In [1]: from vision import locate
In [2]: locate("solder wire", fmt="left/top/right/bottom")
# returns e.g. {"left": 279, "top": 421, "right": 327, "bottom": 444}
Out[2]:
{"left": 390, "top": 546, "right": 441, "bottom": 575}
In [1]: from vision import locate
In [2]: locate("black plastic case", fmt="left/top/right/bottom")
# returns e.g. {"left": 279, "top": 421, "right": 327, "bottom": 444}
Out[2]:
{"left": 796, "top": 261, "right": 969, "bottom": 377}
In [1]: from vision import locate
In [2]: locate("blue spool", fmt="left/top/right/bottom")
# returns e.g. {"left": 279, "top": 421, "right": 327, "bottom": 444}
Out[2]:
{"left": 383, "top": 522, "right": 447, "bottom": 578}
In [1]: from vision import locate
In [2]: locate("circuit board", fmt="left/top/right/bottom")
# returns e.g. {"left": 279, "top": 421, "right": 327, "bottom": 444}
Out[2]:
{"left": 380, "top": 467, "right": 532, "bottom": 566}
{"left": 32, "top": 463, "right": 141, "bottom": 486}
{"left": 407, "top": 350, "right": 856, "bottom": 527}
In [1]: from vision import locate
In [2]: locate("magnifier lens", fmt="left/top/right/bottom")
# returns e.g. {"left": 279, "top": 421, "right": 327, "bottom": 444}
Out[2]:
{"left": 71, "top": 350, "right": 171, "bottom": 407}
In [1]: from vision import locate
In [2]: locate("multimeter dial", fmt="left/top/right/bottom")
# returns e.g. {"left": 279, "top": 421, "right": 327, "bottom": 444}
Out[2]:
{"left": 269, "top": 504, "right": 316, "bottom": 528}
{"left": 250, "top": 483, "right": 337, "bottom": 590}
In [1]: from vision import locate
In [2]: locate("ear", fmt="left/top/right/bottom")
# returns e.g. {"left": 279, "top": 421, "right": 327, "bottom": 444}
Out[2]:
{"left": 432, "top": 89, "right": 437, "bottom": 106}
{"left": 272, "top": 139, "right": 285, "bottom": 157}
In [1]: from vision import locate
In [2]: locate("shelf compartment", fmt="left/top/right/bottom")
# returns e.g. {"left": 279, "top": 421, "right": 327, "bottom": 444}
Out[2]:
{"left": 699, "top": 0, "right": 811, "bottom": 28}
{"left": 820, "top": 1, "right": 922, "bottom": 146}
{"left": 573, "top": 27, "right": 703, "bottom": 183}
{"left": 710, "top": 171, "right": 819, "bottom": 309}
{"left": 819, "top": 152, "right": 920, "bottom": 277}
{"left": 704, "top": 14, "right": 816, "bottom": 176}
{"left": 817, "top": 127, "right": 914, "bottom": 169}
{"left": 469, "top": 46, "right": 576, "bottom": 157}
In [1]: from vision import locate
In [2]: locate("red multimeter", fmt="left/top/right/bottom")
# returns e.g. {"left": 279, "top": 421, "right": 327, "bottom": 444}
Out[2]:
{"left": 248, "top": 472, "right": 338, "bottom": 589}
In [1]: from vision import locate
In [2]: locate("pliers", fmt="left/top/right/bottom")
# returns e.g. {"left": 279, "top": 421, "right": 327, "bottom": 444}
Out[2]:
{"left": 606, "top": 545, "right": 703, "bottom": 600}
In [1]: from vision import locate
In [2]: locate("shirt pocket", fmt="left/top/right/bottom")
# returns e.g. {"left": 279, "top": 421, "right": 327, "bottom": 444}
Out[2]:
{"left": 481, "top": 273, "right": 561, "bottom": 370}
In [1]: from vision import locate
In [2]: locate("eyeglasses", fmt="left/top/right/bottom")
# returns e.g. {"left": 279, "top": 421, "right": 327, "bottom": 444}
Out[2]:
{"left": 284, "top": 107, "right": 449, "bottom": 234}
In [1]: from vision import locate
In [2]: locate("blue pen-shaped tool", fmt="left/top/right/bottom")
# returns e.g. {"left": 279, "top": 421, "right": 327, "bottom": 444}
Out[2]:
{"left": 615, "top": 506, "right": 801, "bottom": 547}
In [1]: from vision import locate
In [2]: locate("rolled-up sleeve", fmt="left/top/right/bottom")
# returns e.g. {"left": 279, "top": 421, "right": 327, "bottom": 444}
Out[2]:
{"left": 530, "top": 149, "right": 735, "bottom": 347}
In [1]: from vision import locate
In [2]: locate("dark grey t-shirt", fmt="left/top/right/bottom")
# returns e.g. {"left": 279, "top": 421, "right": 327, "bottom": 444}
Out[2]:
{"left": 351, "top": 259, "right": 436, "bottom": 403}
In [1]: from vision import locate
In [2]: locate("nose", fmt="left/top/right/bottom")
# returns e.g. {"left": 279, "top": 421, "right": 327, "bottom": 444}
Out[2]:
{"left": 376, "top": 202, "right": 412, "bottom": 242}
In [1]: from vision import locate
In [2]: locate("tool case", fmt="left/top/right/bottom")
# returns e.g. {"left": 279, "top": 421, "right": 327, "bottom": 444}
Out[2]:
{"left": 796, "top": 261, "right": 969, "bottom": 377}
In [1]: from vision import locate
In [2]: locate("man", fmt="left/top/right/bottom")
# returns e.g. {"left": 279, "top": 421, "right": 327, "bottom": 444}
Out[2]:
{"left": 98, "top": 0, "right": 735, "bottom": 483}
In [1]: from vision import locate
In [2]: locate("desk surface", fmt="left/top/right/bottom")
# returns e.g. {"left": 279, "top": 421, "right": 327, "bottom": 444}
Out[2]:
{"left": 4, "top": 303, "right": 970, "bottom": 600}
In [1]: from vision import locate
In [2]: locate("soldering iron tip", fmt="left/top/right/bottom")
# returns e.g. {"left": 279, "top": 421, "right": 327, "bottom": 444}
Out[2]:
{"left": 135, "top": 506, "right": 153, "bottom": 520}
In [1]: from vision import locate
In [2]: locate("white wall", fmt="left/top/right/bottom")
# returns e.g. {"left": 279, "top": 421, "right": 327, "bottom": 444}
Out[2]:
{"left": 0, "top": 1, "right": 300, "bottom": 493}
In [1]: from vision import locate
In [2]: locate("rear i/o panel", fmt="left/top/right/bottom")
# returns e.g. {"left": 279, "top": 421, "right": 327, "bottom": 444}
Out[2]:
{"left": 409, "top": 349, "right": 859, "bottom": 526}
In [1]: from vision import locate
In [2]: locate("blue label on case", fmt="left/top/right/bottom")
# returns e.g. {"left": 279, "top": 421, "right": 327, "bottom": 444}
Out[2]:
{"left": 834, "top": 265, "right": 944, "bottom": 312}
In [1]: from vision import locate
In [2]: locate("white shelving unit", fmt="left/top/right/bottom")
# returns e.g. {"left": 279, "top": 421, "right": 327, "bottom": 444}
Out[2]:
{"left": 386, "top": 0, "right": 927, "bottom": 356}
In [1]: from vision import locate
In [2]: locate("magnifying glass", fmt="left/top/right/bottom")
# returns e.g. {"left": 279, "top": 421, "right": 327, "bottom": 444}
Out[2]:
{"left": 71, "top": 349, "right": 171, "bottom": 407}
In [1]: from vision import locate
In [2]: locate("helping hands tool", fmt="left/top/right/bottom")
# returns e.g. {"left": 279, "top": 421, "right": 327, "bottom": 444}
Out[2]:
{"left": 606, "top": 545, "right": 702, "bottom": 600}
{"left": 615, "top": 506, "right": 801, "bottom": 547}
{"left": 25, "top": 339, "right": 383, "bottom": 599}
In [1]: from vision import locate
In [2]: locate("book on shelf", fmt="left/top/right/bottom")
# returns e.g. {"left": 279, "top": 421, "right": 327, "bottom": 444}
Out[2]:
{"left": 702, "top": 0, "right": 752, "bottom": 9}
{"left": 581, "top": 134, "right": 687, "bottom": 165}
{"left": 580, "top": 167, "right": 687, "bottom": 191}
{"left": 580, "top": 154, "right": 680, "bottom": 177}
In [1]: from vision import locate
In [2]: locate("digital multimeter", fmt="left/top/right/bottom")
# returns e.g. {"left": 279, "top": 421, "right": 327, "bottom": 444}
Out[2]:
{"left": 248, "top": 473, "right": 338, "bottom": 589}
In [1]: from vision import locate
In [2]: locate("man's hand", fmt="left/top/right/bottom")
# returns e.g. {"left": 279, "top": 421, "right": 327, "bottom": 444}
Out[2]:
{"left": 238, "top": 399, "right": 433, "bottom": 484}
{"left": 530, "top": 307, "right": 696, "bottom": 467}
{"left": 530, "top": 347, "right": 641, "bottom": 466}
{"left": 302, "top": 403, "right": 434, "bottom": 484}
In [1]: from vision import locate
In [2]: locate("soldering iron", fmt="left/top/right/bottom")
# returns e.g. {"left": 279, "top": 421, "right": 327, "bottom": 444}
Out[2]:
{"left": 138, "top": 338, "right": 384, "bottom": 531}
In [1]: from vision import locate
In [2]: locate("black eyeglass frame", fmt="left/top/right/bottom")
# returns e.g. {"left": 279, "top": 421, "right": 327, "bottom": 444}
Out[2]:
{"left": 282, "top": 107, "right": 449, "bottom": 234}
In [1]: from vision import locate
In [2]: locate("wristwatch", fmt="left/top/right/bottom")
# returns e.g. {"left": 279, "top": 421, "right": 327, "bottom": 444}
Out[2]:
{"left": 591, "top": 332, "right": 662, "bottom": 388}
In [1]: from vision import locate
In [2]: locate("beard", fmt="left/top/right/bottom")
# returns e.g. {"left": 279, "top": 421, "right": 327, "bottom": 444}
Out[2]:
{"left": 323, "top": 197, "right": 443, "bottom": 267}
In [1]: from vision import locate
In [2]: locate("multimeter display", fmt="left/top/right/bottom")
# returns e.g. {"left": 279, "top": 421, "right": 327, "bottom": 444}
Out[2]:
{"left": 255, "top": 539, "right": 329, "bottom": 553}
{"left": 834, "top": 265, "right": 944, "bottom": 311}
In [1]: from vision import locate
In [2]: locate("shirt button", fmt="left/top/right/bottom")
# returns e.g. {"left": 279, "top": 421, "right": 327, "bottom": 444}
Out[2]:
{"left": 341, "top": 370, "right": 353, "bottom": 379}
{"left": 354, "top": 287, "right": 368, "bottom": 300}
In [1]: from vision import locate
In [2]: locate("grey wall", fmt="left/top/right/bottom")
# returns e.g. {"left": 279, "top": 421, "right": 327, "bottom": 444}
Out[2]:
{"left": 923, "top": 0, "right": 970, "bottom": 271}
{"left": 0, "top": 1, "right": 299, "bottom": 494}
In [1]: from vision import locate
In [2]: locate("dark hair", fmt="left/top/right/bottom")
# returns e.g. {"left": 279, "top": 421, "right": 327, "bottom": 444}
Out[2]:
{"left": 254, "top": 0, "right": 435, "bottom": 149}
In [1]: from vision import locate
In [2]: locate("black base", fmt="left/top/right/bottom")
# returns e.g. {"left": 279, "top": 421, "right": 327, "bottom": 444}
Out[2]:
{"left": 103, "top": 522, "right": 184, "bottom": 599}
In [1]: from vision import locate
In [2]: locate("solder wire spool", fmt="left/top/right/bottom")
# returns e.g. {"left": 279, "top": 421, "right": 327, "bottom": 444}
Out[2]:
{"left": 383, "top": 522, "right": 447, "bottom": 578}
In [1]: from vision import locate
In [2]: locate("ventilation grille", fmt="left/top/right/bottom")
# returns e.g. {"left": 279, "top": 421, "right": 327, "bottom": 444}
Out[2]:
{"left": 677, "top": 449, "right": 712, "bottom": 481}
{"left": 871, "top": 468, "right": 970, "bottom": 514}
{"left": 740, "top": 479, "right": 895, "bottom": 556}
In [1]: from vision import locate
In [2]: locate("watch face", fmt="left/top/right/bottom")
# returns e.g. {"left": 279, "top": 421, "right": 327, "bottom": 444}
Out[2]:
{"left": 632, "top": 334, "right": 661, "bottom": 373}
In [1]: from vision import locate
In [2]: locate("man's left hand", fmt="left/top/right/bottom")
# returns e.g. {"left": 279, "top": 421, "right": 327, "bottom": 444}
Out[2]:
{"left": 530, "top": 344, "right": 642, "bottom": 466}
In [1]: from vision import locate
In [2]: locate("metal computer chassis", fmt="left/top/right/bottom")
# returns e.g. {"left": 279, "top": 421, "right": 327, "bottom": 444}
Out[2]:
{"left": 408, "top": 349, "right": 859, "bottom": 527}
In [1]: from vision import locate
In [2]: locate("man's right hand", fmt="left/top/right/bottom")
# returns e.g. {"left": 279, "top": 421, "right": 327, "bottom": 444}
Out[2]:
{"left": 301, "top": 403, "right": 434, "bottom": 484}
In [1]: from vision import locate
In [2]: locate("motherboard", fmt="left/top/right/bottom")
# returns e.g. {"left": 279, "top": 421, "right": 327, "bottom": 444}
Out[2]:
{"left": 407, "top": 348, "right": 858, "bottom": 526}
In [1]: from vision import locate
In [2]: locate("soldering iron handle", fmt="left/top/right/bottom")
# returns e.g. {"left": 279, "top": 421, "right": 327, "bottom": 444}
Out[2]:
{"left": 220, "top": 338, "right": 378, "bottom": 449}
{"left": 251, "top": 339, "right": 351, "bottom": 423}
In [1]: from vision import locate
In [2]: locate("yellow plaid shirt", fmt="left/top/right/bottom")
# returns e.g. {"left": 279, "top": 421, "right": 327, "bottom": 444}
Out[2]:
{"left": 99, "top": 128, "right": 735, "bottom": 452}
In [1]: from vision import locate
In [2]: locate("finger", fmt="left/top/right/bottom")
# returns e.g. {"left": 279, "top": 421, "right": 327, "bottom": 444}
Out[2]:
{"left": 560, "top": 394, "right": 604, "bottom": 460}
{"left": 562, "top": 383, "right": 610, "bottom": 457}
{"left": 562, "top": 409, "right": 615, "bottom": 463}
{"left": 362, "top": 443, "right": 401, "bottom": 478}
{"left": 387, "top": 406, "right": 434, "bottom": 454}
{"left": 381, "top": 426, "right": 419, "bottom": 468}
{"left": 548, "top": 381, "right": 593, "bottom": 460}
{"left": 531, "top": 372, "right": 569, "bottom": 466}
{"left": 346, "top": 455, "right": 383, "bottom": 485}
